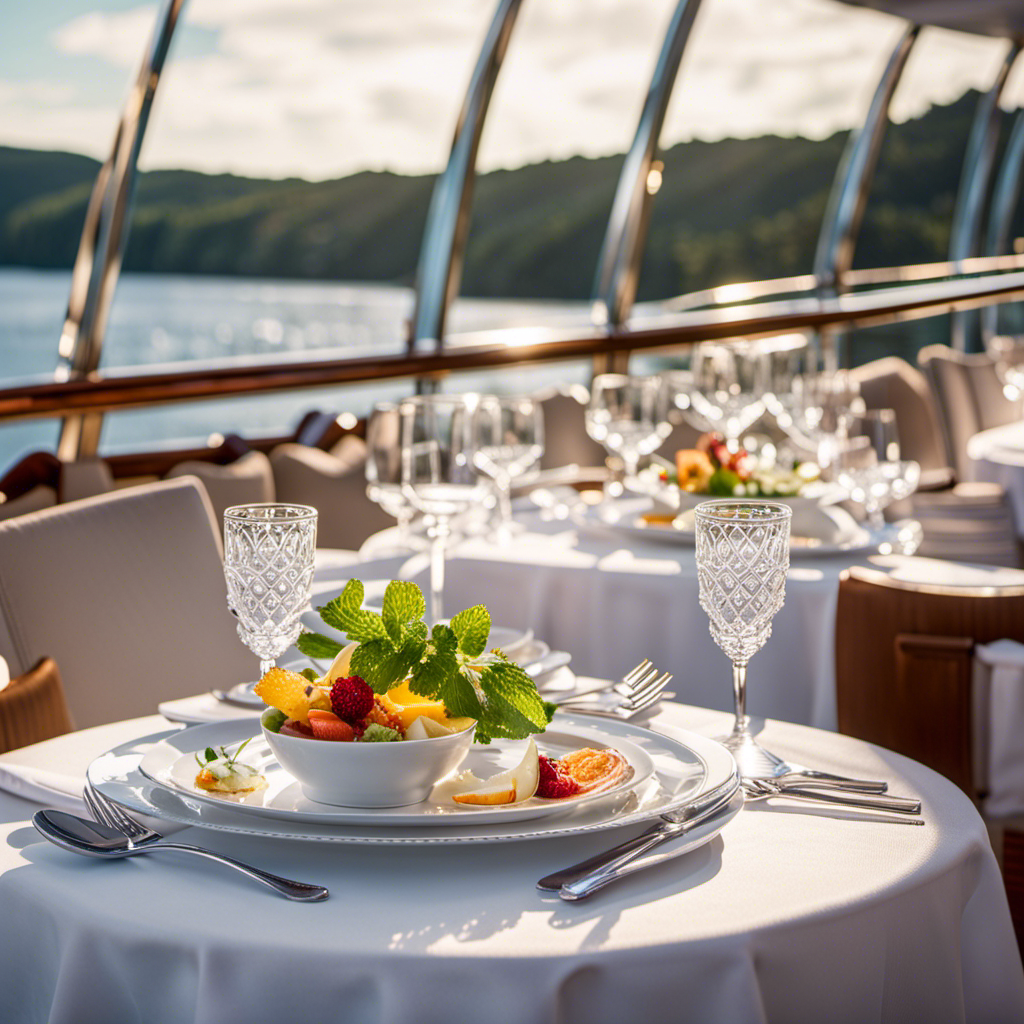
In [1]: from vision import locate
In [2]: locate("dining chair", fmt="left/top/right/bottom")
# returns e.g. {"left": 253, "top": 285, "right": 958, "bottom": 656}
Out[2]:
{"left": 0, "top": 451, "right": 59, "bottom": 522}
{"left": 166, "top": 449, "right": 275, "bottom": 524}
{"left": 537, "top": 386, "right": 607, "bottom": 471}
{"left": 0, "top": 476, "right": 255, "bottom": 728}
{"left": 270, "top": 436, "right": 394, "bottom": 549}
{"left": 835, "top": 564, "right": 1024, "bottom": 940}
{"left": 918, "top": 345, "right": 1020, "bottom": 482}
{"left": 850, "top": 356, "right": 950, "bottom": 481}
{"left": 0, "top": 656, "right": 74, "bottom": 754}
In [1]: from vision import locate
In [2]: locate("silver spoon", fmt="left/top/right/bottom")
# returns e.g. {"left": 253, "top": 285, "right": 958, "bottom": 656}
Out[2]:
{"left": 33, "top": 810, "right": 329, "bottom": 901}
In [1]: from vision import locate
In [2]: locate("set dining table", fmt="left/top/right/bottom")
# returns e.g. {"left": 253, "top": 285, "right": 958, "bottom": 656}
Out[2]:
{"left": 1, "top": 699, "right": 1021, "bottom": 1024}
{"left": 969, "top": 419, "right": 1024, "bottom": 538}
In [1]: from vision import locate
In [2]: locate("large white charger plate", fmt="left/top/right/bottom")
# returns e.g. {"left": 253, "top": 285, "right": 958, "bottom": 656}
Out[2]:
{"left": 575, "top": 496, "right": 877, "bottom": 558}
{"left": 139, "top": 718, "right": 654, "bottom": 826}
{"left": 86, "top": 712, "right": 739, "bottom": 846}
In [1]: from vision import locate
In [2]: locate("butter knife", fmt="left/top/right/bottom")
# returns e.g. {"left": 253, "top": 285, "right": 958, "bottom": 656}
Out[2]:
{"left": 537, "top": 777, "right": 740, "bottom": 894}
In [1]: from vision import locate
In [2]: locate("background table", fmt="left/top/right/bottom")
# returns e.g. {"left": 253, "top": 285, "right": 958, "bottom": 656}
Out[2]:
{"left": 968, "top": 420, "right": 1024, "bottom": 537}
{"left": 341, "top": 512, "right": 908, "bottom": 730}
{"left": 1, "top": 704, "right": 1021, "bottom": 1024}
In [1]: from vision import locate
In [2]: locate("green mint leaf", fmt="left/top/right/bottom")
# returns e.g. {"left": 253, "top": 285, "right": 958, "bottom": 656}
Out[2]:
{"left": 476, "top": 660, "right": 551, "bottom": 738}
{"left": 449, "top": 604, "right": 490, "bottom": 658}
{"left": 204, "top": 747, "right": 217, "bottom": 763}
{"left": 318, "top": 580, "right": 388, "bottom": 643}
{"left": 296, "top": 631, "right": 342, "bottom": 660}
{"left": 299, "top": 667, "right": 319, "bottom": 683}
{"left": 381, "top": 581, "right": 426, "bottom": 643}
{"left": 408, "top": 625, "right": 461, "bottom": 700}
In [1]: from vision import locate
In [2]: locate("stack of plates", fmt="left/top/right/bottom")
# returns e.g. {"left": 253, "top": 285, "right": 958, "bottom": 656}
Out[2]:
{"left": 87, "top": 713, "right": 739, "bottom": 847}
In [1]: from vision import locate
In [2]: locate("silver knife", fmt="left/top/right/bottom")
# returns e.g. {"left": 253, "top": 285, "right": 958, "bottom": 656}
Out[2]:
{"left": 536, "top": 776, "right": 740, "bottom": 894}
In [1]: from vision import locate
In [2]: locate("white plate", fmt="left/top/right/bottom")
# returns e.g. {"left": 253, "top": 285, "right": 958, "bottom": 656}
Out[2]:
{"left": 87, "top": 712, "right": 738, "bottom": 845}
{"left": 576, "top": 497, "right": 878, "bottom": 557}
{"left": 138, "top": 718, "right": 654, "bottom": 826}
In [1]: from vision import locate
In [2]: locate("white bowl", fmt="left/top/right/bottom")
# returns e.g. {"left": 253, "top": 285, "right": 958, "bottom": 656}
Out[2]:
{"left": 262, "top": 715, "right": 476, "bottom": 808}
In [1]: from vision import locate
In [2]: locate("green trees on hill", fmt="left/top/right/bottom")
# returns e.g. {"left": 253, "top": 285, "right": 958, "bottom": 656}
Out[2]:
{"left": 0, "top": 91, "right": 997, "bottom": 300}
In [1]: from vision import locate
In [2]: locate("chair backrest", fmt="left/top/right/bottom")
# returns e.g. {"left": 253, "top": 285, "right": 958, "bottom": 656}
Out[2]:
{"left": 538, "top": 387, "right": 607, "bottom": 470}
{"left": 918, "top": 345, "right": 1020, "bottom": 480}
{"left": 836, "top": 565, "right": 1024, "bottom": 797}
{"left": 0, "top": 477, "right": 255, "bottom": 728}
{"left": 270, "top": 438, "right": 394, "bottom": 549}
{"left": 166, "top": 449, "right": 275, "bottom": 524}
{"left": 59, "top": 458, "right": 115, "bottom": 503}
{"left": 0, "top": 656, "right": 74, "bottom": 753}
{"left": 850, "top": 356, "right": 948, "bottom": 472}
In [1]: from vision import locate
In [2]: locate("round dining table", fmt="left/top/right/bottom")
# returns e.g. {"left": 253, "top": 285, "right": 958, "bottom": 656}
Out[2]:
{"left": 968, "top": 420, "right": 1024, "bottom": 537}
{"left": 0, "top": 701, "right": 1021, "bottom": 1024}
{"left": 341, "top": 507, "right": 919, "bottom": 731}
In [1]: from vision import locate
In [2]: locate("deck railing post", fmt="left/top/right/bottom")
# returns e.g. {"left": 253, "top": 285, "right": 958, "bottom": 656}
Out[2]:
{"left": 55, "top": 0, "right": 187, "bottom": 460}
{"left": 950, "top": 41, "right": 1022, "bottom": 352}
{"left": 813, "top": 24, "right": 919, "bottom": 370}
{"left": 591, "top": 0, "right": 704, "bottom": 380}
{"left": 409, "top": 0, "right": 524, "bottom": 370}
{"left": 982, "top": 107, "right": 1024, "bottom": 343}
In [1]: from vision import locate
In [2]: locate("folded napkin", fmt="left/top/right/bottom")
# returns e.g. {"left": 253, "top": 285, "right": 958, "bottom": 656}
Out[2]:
{"left": 976, "top": 639, "right": 1024, "bottom": 817}
{"left": 0, "top": 762, "right": 86, "bottom": 814}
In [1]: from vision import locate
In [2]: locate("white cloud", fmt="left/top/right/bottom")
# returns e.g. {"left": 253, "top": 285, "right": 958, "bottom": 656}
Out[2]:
{"left": 1, "top": 0, "right": 1014, "bottom": 179}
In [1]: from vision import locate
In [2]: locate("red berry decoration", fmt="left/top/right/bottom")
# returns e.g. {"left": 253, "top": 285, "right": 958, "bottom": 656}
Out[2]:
{"left": 330, "top": 676, "right": 374, "bottom": 724}
{"left": 536, "top": 755, "right": 581, "bottom": 799}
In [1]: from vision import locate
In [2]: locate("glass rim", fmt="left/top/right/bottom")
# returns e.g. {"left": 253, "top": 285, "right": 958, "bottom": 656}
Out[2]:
{"left": 693, "top": 498, "right": 793, "bottom": 523}
{"left": 223, "top": 503, "right": 318, "bottom": 523}
{"left": 591, "top": 371, "right": 662, "bottom": 387}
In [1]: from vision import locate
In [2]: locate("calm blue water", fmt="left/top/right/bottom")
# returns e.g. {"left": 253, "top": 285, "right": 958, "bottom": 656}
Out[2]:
{"left": 0, "top": 268, "right": 592, "bottom": 469}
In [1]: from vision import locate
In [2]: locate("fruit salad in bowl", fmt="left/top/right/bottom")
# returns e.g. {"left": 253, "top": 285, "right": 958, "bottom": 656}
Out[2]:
{"left": 255, "top": 579, "right": 556, "bottom": 807}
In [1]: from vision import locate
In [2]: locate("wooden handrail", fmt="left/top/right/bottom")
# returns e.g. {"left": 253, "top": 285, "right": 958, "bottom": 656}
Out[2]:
{"left": 5, "top": 262, "right": 1024, "bottom": 424}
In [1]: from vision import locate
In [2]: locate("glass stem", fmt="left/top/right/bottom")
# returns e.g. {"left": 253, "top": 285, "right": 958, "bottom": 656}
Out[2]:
{"left": 497, "top": 477, "right": 513, "bottom": 527}
{"left": 865, "top": 501, "right": 885, "bottom": 531}
{"left": 428, "top": 515, "right": 450, "bottom": 623}
{"left": 731, "top": 660, "right": 749, "bottom": 737}
{"left": 259, "top": 659, "right": 275, "bottom": 678}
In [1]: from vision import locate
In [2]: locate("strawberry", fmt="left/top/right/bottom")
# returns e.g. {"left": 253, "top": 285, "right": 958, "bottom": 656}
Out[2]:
{"left": 308, "top": 709, "right": 356, "bottom": 741}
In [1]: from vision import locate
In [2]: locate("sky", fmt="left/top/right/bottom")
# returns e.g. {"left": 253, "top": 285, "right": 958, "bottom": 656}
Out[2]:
{"left": 0, "top": 0, "right": 1018, "bottom": 181}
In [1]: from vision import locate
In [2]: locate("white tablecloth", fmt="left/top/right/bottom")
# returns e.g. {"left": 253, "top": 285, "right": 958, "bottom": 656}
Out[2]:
{"left": 1, "top": 706, "right": 1021, "bottom": 1024}
{"left": 968, "top": 420, "right": 1024, "bottom": 536}
{"left": 345, "top": 515, "right": 905, "bottom": 730}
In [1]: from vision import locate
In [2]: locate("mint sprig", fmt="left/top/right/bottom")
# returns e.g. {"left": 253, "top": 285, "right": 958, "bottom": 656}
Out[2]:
{"left": 295, "top": 579, "right": 553, "bottom": 744}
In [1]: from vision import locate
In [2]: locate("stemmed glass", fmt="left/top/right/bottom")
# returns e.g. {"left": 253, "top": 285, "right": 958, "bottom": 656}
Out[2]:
{"left": 694, "top": 500, "right": 792, "bottom": 778}
{"left": 585, "top": 374, "right": 671, "bottom": 480}
{"left": 689, "top": 341, "right": 769, "bottom": 444}
{"left": 365, "top": 400, "right": 416, "bottom": 546}
{"left": 834, "top": 410, "right": 920, "bottom": 530}
{"left": 473, "top": 394, "right": 544, "bottom": 541}
{"left": 223, "top": 503, "right": 318, "bottom": 682}
{"left": 399, "top": 393, "right": 490, "bottom": 623}
{"left": 985, "top": 334, "right": 1024, "bottom": 404}
{"left": 781, "top": 369, "right": 862, "bottom": 471}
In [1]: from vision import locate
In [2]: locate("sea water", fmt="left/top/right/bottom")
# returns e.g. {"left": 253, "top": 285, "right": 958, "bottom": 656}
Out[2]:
{"left": 0, "top": 268, "right": 592, "bottom": 470}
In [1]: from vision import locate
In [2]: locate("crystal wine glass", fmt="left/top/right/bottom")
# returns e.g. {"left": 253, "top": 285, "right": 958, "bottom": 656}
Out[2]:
{"left": 223, "top": 503, "right": 318, "bottom": 682}
{"left": 694, "top": 499, "right": 792, "bottom": 778}
{"left": 473, "top": 394, "right": 544, "bottom": 542}
{"left": 835, "top": 409, "right": 920, "bottom": 530}
{"left": 782, "top": 368, "right": 862, "bottom": 471}
{"left": 399, "top": 393, "right": 490, "bottom": 623}
{"left": 585, "top": 373, "right": 671, "bottom": 480}
{"left": 689, "top": 341, "right": 769, "bottom": 444}
{"left": 366, "top": 400, "right": 416, "bottom": 546}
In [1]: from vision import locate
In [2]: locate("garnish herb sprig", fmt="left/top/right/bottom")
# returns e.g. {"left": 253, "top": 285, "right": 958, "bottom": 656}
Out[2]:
{"left": 195, "top": 737, "right": 253, "bottom": 769}
{"left": 296, "top": 580, "right": 555, "bottom": 744}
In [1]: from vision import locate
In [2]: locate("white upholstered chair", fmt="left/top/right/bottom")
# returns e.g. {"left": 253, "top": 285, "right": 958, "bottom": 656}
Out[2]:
{"left": 270, "top": 435, "right": 394, "bottom": 550}
{"left": 0, "top": 476, "right": 255, "bottom": 728}
{"left": 166, "top": 449, "right": 275, "bottom": 524}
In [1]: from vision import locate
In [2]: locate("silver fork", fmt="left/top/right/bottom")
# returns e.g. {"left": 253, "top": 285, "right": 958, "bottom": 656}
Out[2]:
{"left": 741, "top": 779, "right": 924, "bottom": 823}
{"left": 549, "top": 659, "right": 657, "bottom": 705}
{"left": 84, "top": 783, "right": 329, "bottom": 901}
{"left": 556, "top": 672, "right": 672, "bottom": 720}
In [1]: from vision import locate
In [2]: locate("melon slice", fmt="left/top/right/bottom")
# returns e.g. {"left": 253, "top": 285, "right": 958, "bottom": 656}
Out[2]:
{"left": 448, "top": 738, "right": 539, "bottom": 806}
{"left": 452, "top": 781, "right": 517, "bottom": 805}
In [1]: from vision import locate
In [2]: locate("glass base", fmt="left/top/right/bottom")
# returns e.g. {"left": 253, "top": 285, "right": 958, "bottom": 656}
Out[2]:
{"left": 718, "top": 726, "right": 793, "bottom": 779}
